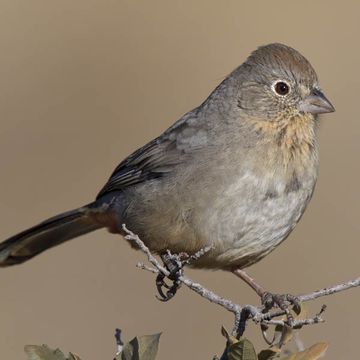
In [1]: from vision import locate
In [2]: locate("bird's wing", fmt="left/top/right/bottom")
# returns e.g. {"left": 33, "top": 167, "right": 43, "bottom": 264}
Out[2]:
{"left": 96, "top": 112, "right": 204, "bottom": 198}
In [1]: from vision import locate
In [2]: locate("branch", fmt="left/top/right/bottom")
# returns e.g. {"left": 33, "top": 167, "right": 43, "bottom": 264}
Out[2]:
{"left": 122, "top": 225, "right": 359, "bottom": 337}
{"left": 298, "top": 277, "right": 360, "bottom": 302}
{"left": 124, "top": 225, "right": 241, "bottom": 315}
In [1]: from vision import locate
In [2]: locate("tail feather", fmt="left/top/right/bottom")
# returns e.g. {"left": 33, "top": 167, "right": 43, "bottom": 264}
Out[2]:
{"left": 0, "top": 204, "right": 103, "bottom": 266}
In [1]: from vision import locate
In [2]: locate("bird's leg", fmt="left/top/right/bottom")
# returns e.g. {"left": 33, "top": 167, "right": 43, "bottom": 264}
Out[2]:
{"left": 232, "top": 269, "right": 266, "bottom": 297}
{"left": 155, "top": 251, "right": 185, "bottom": 302}
{"left": 232, "top": 268, "right": 300, "bottom": 323}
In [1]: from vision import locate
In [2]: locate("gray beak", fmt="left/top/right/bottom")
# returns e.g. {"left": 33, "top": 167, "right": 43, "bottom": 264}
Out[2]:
{"left": 299, "top": 88, "right": 335, "bottom": 115}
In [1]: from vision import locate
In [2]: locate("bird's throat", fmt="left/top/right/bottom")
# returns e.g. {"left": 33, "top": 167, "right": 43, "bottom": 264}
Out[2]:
{"left": 254, "top": 114, "right": 318, "bottom": 172}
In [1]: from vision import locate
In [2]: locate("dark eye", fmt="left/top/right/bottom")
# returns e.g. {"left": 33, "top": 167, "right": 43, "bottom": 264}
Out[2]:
{"left": 274, "top": 81, "right": 290, "bottom": 96}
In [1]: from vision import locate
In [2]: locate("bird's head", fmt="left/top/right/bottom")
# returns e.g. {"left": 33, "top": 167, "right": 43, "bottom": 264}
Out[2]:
{"left": 237, "top": 43, "right": 335, "bottom": 122}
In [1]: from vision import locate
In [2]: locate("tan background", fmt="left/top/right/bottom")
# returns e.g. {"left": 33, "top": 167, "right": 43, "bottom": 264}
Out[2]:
{"left": 0, "top": 1, "right": 359, "bottom": 359}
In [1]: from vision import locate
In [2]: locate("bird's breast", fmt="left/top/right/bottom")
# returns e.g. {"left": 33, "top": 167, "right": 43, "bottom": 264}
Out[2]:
{"left": 193, "top": 162, "right": 317, "bottom": 269}
{"left": 121, "top": 138, "right": 318, "bottom": 270}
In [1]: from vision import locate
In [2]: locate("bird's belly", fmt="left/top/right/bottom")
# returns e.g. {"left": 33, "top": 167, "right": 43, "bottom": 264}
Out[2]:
{"left": 196, "top": 188, "right": 312, "bottom": 269}
{"left": 122, "top": 170, "right": 315, "bottom": 270}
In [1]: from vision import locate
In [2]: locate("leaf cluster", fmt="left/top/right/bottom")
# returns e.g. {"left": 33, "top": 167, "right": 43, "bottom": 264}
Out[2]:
{"left": 220, "top": 326, "right": 327, "bottom": 360}
{"left": 24, "top": 333, "right": 161, "bottom": 360}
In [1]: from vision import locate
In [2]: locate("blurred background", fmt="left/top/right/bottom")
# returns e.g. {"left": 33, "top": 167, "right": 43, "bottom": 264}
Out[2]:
{"left": 0, "top": 1, "right": 358, "bottom": 359}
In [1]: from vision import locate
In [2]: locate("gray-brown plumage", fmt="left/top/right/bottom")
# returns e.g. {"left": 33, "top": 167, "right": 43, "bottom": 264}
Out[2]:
{"left": 0, "top": 43, "right": 334, "bottom": 272}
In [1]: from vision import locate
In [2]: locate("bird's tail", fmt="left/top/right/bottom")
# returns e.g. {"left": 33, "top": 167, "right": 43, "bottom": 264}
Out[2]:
{"left": 0, "top": 203, "right": 104, "bottom": 267}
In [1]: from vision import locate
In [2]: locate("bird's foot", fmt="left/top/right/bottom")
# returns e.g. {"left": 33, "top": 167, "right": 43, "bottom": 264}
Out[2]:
{"left": 155, "top": 251, "right": 187, "bottom": 302}
{"left": 261, "top": 292, "right": 301, "bottom": 325}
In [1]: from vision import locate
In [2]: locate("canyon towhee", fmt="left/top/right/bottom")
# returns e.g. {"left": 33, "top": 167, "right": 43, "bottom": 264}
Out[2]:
{"left": 0, "top": 43, "right": 335, "bottom": 300}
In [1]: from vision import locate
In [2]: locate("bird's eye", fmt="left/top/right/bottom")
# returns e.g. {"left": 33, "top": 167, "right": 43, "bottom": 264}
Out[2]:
{"left": 273, "top": 81, "right": 290, "bottom": 96}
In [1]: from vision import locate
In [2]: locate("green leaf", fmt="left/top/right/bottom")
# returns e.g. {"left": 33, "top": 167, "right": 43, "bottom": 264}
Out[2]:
{"left": 24, "top": 345, "right": 69, "bottom": 360}
{"left": 119, "top": 341, "right": 134, "bottom": 360}
{"left": 118, "top": 333, "right": 161, "bottom": 360}
{"left": 221, "top": 326, "right": 238, "bottom": 346}
{"left": 227, "top": 338, "right": 257, "bottom": 360}
{"left": 258, "top": 347, "right": 281, "bottom": 360}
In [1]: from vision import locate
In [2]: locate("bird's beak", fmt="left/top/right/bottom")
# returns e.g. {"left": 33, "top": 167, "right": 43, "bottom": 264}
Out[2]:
{"left": 298, "top": 89, "right": 335, "bottom": 115}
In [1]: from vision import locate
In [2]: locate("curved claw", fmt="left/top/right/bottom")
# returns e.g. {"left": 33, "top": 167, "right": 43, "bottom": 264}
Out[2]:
{"left": 262, "top": 292, "right": 299, "bottom": 310}
{"left": 156, "top": 273, "right": 170, "bottom": 300}
{"left": 261, "top": 292, "right": 301, "bottom": 325}
{"left": 156, "top": 288, "right": 177, "bottom": 302}
{"left": 155, "top": 277, "right": 181, "bottom": 302}
{"left": 154, "top": 256, "right": 183, "bottom": 301}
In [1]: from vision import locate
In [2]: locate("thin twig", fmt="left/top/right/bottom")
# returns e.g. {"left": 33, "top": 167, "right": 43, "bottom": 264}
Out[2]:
{"left": 298, "top": 278, "right": 360, "bottom": 302}
{"left": 136, "top": 262, "right": 158, "bottom": 274}
{"left": 122, "top": 224, "right": 359, "bottom": 334}
{"left": 123, "top": 225, "right": 241, "bottom": 313}
{"left": 123, "top": 226, "right": 169, "bottom": 277}
{"left": 180, "top": 275, "right": 242, "bottom": 314}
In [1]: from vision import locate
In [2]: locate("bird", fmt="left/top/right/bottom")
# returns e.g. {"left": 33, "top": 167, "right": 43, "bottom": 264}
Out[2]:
{"left": 0, "top": 43, "right": 334, "bottom": 301}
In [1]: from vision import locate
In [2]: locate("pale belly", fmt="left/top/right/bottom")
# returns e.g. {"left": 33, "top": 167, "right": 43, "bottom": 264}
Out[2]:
{"left": 199, "top": 188, "right": 312, "bottom": 269}
{"left": 120, "top": 166, "right": 315, "bottom": 271}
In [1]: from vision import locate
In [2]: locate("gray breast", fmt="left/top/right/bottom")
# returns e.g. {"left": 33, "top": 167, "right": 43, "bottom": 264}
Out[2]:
{"left": 197, "top": 168, "right": 316, "bottom": 269}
